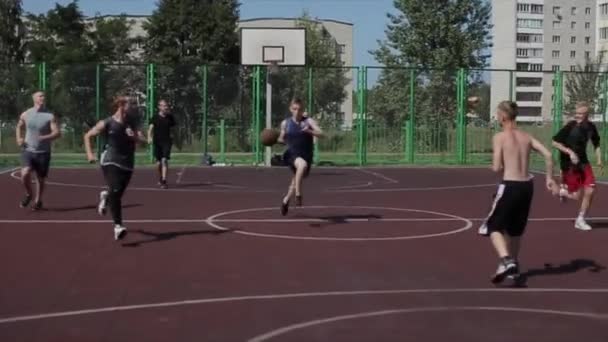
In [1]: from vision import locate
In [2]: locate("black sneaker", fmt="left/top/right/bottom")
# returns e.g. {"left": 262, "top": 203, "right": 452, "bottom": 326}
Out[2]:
{"left": 491, "top": 258, "right": 519, "bottom": 284}
{"left": 295, "top": 195, "right": 303, "bottom": 207}
{"left": 161, "top": 180, "right": 168, "bottom": 189}
{"left": 32, "top": 201, "right": 43, "bottom": 211}
{"left": 20, "top": 194, "right": 32, "bottom": 208}
{"left": 281, "top": 201, "right": 289, "bottom": 216}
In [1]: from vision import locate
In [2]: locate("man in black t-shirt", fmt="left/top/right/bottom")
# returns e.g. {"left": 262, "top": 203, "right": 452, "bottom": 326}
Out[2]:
{"left": 552, "top": 101, "right": 603, "bottom": 231}
{"left": 147, "top": 99, "right": 176, "bottom": 188}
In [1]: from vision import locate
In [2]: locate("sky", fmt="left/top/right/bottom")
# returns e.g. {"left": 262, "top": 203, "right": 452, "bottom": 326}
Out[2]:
{"left": 22, "top": 0, "right": 397, "bottom": 67}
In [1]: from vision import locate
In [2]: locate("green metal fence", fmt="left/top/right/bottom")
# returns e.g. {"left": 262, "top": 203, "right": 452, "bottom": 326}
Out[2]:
{"left": 1, "top": 63, "right": 608, "bottom": 167}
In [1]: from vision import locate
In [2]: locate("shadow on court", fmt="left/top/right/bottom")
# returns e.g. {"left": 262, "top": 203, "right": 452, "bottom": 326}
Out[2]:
{"left": 305, "top": 214, "right": 383, "bottom": 227}
{"left": 514, "top": 259, "right": 606, "bottom": 285}
{"left": 122, "top": 228, "right": 231, "bottom": 247}
{"left": 45, "top": 203, "right": 142, "bottom": 212}
{"left": 587, "top": 220, "right": 608, "bottom": 229}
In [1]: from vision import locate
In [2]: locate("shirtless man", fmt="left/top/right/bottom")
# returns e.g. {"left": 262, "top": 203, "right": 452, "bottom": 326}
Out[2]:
{"left": 479, "top": 101, "right": 557, "bottom": 284}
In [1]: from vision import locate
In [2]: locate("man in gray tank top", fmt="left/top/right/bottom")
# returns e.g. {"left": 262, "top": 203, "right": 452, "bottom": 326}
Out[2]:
{"left": 15, "top": 91, "right": 61, "bottom": 210}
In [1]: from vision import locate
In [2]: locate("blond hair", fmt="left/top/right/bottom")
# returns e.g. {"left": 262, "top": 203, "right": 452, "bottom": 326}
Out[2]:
{"left": 497, "top": 100, "right": 518, "bottom": 121}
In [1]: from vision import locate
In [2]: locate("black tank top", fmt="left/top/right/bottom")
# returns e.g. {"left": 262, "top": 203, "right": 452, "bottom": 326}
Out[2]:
{"left": 100, "top": 117, "right": 136, "bottom": 170}
{"left": 285, "top": 117, "right": 314, "bottom": 160}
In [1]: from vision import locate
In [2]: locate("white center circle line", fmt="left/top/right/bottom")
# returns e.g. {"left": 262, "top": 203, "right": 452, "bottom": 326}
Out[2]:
{"left": 205, "top": 206, "right": 473, "bottom": 241}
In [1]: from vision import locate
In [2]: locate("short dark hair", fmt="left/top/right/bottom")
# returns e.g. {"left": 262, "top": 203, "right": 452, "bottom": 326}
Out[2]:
{"left": 289, "top": 98, "right": 304, "bottom": 106}
{"left": 498, "top": 100, "right": 518, "bottom": 121}
{"left": 112, "top": 96, "right": 129, "bottom": 112}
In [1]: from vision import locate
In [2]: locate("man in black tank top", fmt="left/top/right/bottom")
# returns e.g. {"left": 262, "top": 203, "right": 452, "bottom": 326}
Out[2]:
{"left": 147, "top": 100, "right": 176, "bottom": 188}
{"left": 84, "top": 97, "right": 146, "bottom": 241}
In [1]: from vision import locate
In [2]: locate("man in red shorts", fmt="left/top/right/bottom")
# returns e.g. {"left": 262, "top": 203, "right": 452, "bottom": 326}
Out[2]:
{"left": 552, "top": 101, "right": 603, "bottom": 231}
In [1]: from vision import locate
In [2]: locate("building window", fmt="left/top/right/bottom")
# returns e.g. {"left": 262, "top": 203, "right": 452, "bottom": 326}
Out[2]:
{"left": 585, "top": 36, "right": 591, "bottom": 44}
{"left": 518, "top": 19, "right": 543, "bottom": 29}
{"left": 602, "top": 4, "right": 608, "bottom": 16}
{"left": 552, "top": 65, "right": 560, "bottom": 71}
{"left": 586, "top": 7, "right": 591, "bottom": 15}
{"left": 518, "top": 107, "right": 542, "bottom": 117}
{"left": 517, "top": 49, "right": 528, "bottom": 57}
{"left": 571, "top": 36, "right": 576, "bottom": 44}
{"left": 517, "top": 3, "right": 530, "bottom": 13}
{"left": 553, "top": 35, "right": 561, "bottom": 43}
{"left": 530, "top": 64, "right": 543, "bottom": 71}
{"left": 516, "top": 77, "right": 542, "bottom": 87}
{"left": 530, "top": 49, "right": 543, "bottom": 58}
{"left": 601, "top": 27, "right": 608, "bottom": 40}
{"left": 571, "top": 7, "right": 577, "bottom": 15}
{"left": 338, "top": 44, "right": 346, "bottom": 54}
{"left": 571, "top": 65, "right": 577, "bottom": 71}
{"left": 585, "top": 22, "right": 590, "bottom": 29}
{"left": 585, "top": 51, "right": 591, "bottom": 59}
{"left": 553, "top": 21, "right": 561, "bottom": 29}
{"left": 571, "top": 22, "right": 577, "bottom": 29}
{"left": 517, "top": 63, "right": 529, "bottom": 71}
{"left": 601, "top": 50, "right": 608, "bottom": 60}
{"left": 552, "top": 50, "right": 560, "bottom": 58}
{"left": 553, "top": 6, "right": 561, "bottom": 15}
{"left": 531, "top": 4, "right": 543, "bottom": 14}
{"left": 517, "top": 33, "right": 543, "bottom": 43}
{"left": 516, "top": 92, "right": 542, "bottom": 102}
{"left": 570, "top": 51, "right": 576, "bottom": 58}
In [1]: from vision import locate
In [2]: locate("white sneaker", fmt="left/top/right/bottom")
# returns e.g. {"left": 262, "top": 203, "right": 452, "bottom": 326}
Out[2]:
{"left": 98, "top": 190, "right": 108, "bottom": 216}
{"left": 114, "top": 225, "right": 127, "bottom": 240}
{"left": 575, "top": 217, "right": 592, "bottom": 231}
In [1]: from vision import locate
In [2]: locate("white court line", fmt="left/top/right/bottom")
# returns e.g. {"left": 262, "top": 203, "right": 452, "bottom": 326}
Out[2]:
{"left": 326, "top": 181, "right": 374, "bottom": 190}
{"left": 0, "top": 288, "right": 607, "bottom": 325}
{"left": 0, "top": 167, "right": 20, "bottom": 175}
{"left": 249, "top": 306, "right": 608, "bottom": 342}
{"left": 330, "top": 183, "right": 497, "bottom": 193}
{"left": 355, "top": 168, "right": 399, "bottom": 184}
{"left": 176, "top": 165, "right": 187, "bottom": 184}
{"left": 0, "top": 216, "right": 603, "bottom": 225}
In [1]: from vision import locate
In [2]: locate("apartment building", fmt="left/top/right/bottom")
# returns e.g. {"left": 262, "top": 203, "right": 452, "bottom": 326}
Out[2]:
{"left": 491, "top": 0, "right": 597, "bottom": 121}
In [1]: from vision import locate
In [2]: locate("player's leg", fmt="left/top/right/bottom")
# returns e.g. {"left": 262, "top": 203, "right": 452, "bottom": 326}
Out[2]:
{"left": 160, "top": 143, "right": 171, "bottom": 187}
{"left": 281, "top": 177, "right": 296, "bottom": 216}
{"left": 31, "top": 152, "right": 50, "bottom": 210}
{"left": 102, "top": 165, "right": 132, "bottom": 240}
{"left": 19, "top": 152, "right": 34, "bottom": 208}
{"left": 154, "top": 144, "right": 163, "bottom": 185}
{"left": 293, "top": 157, "right": 308, "bottom": 206}
{"left": 575, "top": 165, "right": 596, "bottom": 231}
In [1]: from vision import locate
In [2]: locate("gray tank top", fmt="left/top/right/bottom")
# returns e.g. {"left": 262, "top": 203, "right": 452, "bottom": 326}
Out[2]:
{"left": 24, "top": 108, "right": 54, "bottom": 153}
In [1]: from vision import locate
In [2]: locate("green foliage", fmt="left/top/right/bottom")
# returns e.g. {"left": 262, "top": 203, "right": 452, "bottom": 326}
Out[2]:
{"left": 564, "top": 56, "right": 605, "bottom": 114}
{"left": 369, "top": 0, "right": 492, "bottom": 146}
{"left": 270, "top": 11, "right": 349, "bottom": 128}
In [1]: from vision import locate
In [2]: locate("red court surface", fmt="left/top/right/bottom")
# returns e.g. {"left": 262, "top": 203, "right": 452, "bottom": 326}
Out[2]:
{"left": 0, "top": 166, "right": 607, "bottom": 341}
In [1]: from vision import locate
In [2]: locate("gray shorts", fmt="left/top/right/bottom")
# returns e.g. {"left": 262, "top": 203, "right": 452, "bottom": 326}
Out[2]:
{"left": 21, "top": 151, "right": 51, "bottom": 178}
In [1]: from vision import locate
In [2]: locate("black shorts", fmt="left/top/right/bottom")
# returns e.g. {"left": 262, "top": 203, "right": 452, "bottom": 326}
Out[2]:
{"left": 21, "top": 151, "right": 51, "bottom": 178}
{"left": 153, "top": 142, "right": 172, "bottom": 162}
{"left": 479, "top": 179, "right": 534, "bottom": 237}
{"left": 283, "top": 150, "right": 312, "bottom": 177}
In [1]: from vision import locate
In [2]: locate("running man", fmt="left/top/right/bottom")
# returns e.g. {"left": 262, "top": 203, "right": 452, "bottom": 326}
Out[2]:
{"left": 15, "top": 91, "right": 61, "bottom": 210}
{"left": 147, "top": 99, "right": 176, "bottom": 188}
{"left": 84, "top": 97, "right": 146, "bottom": 240}
{"left": 479, "top": 101, "right": 557, "bottom": 284}
{"left": 278, "top": 98, "right": 323, "bottom": 215}
{"left": 552, "top": 101, "right": 602, "bottom": 231}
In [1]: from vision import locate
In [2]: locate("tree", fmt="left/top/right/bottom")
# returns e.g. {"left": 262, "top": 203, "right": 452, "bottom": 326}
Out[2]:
{"left": 144, "top": 0, "right": 240, "bottom": 149}
{"left": 0, "top": 0, "right": 29, "bottom": 125}
{"left": 270, "top": 11, "right": 349, "bottom": 128}
{"left": 370, "top": 0, "right": 492, "bottom": 152}
{"left": 88, "top": 15, "right": 137, "bottom": 63}
{"left": 564, "top": 56, "right": 605, "bottom": 114}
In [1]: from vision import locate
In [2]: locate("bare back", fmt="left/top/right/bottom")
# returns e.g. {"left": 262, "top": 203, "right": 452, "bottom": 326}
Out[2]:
{"left": 495, "top": 129, "right": 532, "bottom": 181}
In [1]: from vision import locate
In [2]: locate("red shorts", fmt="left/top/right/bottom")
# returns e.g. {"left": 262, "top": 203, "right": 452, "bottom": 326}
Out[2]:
{"left": 562, "top": 164, "right": 595, "bottom": 193}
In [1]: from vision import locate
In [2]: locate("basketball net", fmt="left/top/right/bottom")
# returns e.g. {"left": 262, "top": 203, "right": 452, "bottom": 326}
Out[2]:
{"left": 268, "top": 62, "right": 280, "bottom": 75}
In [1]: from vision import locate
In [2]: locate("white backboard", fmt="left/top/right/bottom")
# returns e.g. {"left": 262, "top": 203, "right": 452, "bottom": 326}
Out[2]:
{"left": 240, "top": 28, "right": 306, "bottom": 66}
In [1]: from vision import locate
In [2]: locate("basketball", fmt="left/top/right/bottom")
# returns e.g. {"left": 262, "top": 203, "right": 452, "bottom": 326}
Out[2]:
{"left": 467, "top": 96, "right": 481, "bottom": 111}
{"left": 261, "top": 129, "right": 279, "bottom": 146}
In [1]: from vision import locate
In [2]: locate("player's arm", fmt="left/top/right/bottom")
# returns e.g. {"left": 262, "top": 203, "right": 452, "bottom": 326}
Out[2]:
{"left": 39, "top": 115, "right": 61, "bottom": 141}
{"left": 147, "top": 124, "right": 154, "bottom": 144}
{"left": 531, "top": 136, "right": 557, "bottom": 192}
{"left": 552, "top": 124, "right": 579, "bottom": 163}
{"left": 305, "top": 118, "right": 324, "bottom": 137}
{"left": 15, "top": 112, "right": 26, "bottom": 146}
{"left": 591, "top": 123, "right": 602, "bottom": 167}
{"left": 277, "top": 120, "right": 287, "bottom": 144}
{"left": 491, "top": 133, "right": 503, "bottom": 172}
{"left": 84, "top": 120, "right": 106, "bottom": 162}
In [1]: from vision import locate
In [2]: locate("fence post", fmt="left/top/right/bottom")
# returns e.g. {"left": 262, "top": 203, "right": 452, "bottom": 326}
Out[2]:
{"left": 308, "top": 67, "right": 320, "bottom": 165}
{"left": 146, "top": 63, "right": 156, "bottom": 162}
{"left": 38, "top": 62, "right": 47, "bottom": 91}
{"left": 356, "top": 66, "right": 363, "bottom": 165}
{"left": 552, "top": 71, "right": 563, "bottom": 162}
{"left": 456, "top": 68, "right": 467, "bottom": 164}
{"left": 407, "top": 68, "right": 416, "bottom": 163}
{"left": 603, "top": 73, "right": 608, "bottom": 163}
{"left": 95, "top": 64, "right": 102, "bottom": 158}
{"left": 220, "top": 119, "right": 226, "bottom": 163}
{"left": 201, "top": 65, "right": 208, "bottom": 156}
